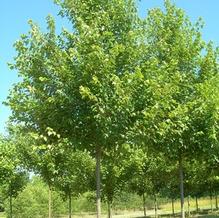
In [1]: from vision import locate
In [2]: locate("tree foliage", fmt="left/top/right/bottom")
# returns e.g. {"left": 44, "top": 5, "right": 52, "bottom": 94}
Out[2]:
{"left": 4, "top": 1, "right": 219, "bottom": 217}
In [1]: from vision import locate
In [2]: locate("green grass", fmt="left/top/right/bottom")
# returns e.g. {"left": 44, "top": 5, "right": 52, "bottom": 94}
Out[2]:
{"left": 161, "top": 196, "right": 216, "bottom": 212}
{"left": 0, "top": 212, "right": 5, "bottom": 218}
{"left": 1, "top": 196, "right": 219, "bottom": 218}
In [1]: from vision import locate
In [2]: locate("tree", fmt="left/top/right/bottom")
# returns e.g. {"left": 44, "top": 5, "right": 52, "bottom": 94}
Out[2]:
{"left": 6, "top": 1, "right": 219, "bottom": 218}
{"left": 126, "top": 148, "right": 151, "bottom": 218}
{"left": 130, "top": 1, "right": 219, "bottom": 218}
{"left": 10, "top": 124, "right": 96, "bottom": 218}
{"left": 1, "top": 171, "right": 28, "bottom": 218}
{"left": 54, "top": 147, "right": 95, "bottom": 218}
{"left": 101, "top": 144, "right": 136, "bottom": 218}
{"left": 0, "top": 135, "right": 28, "bottom": 218}
{"left": 10, "top": 176, "right": 66, "bottom": 218}
{"left": 10, "top": 127, "right": 63, "bottom": 218}
{"left": 0, "top": 135, "right": 13, "bottom": 184}
{"left": 7, "top": 1, "right": 142, "bottom": 218}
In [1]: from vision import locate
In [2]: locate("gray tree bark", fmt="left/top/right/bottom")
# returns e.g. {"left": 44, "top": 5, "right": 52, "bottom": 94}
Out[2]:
{"left": 9, "top": 192, "right": 12, "bottom": 218}
{"left": 69, "top": 192, "right": 72, "bottom": 218}
{"left": 210, "top": 193, "right": 213, "bottom": 212}
{"left": 171, "top": 198, "right": 175, "bottom": 217}
{"left": 143, "top": 193, "right": 147, "bottom": 217}
{"left": 107, "top": 200, "right": 112, "bottom": 218}
{"left": 188, "top": 195, "right": 190, "bottom": 217}
{"left": 48, "top": 185, "right": 52, "bottom": 218}
{"left": 195, "top": 196, "right": 199, "bottom": 212}
{"left": 179, "top": 157, "right": 185, "bottom": 218}
{"left": 154, "top": 194, "right": 158, "bottom": 218}
{"left": 96, "top": 146, "right": 101, "bottom": 218}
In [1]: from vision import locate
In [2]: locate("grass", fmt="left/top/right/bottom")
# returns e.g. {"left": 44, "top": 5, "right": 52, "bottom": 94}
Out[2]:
{"left": 159, "top": 196, "right": 217, "bottom": 215}
{"left": 0, "top": 213, "right": 5, "bottom": 218}
{"left": 112, "top": 196, "right": 219, "bottom": 217}
{"left": 1, "top": 197, "right": 219, "bottom": 217}
{"left": 33, "top": 208, "right": 219, "bottom": 218}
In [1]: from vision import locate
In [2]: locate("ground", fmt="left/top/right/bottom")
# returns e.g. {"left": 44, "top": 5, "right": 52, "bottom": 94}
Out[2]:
{"left": 0, "top": 196, "right": 219, "bottom": 217}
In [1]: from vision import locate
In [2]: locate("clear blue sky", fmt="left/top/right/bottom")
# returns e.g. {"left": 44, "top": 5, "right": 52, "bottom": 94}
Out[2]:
{"left": 0, "top": 0, "right": 219, "bottom": 134}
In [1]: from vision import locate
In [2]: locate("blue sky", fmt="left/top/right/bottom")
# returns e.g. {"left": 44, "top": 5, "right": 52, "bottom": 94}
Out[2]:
{"left": 0, "top": 0, "right": 219, "bottom": 134}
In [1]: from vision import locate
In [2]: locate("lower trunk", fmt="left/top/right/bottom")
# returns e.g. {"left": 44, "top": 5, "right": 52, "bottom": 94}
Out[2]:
{"left": 48, "top": 185, "right": 52, "bottom": 218}
{"left": 96, "top": 146, "right": 101, "bottom": 218}
{"left": 215, "top": 193, "right": 218, "bottom": 210}
{"left": 154, "top": 194, "right": 158, "bottom": 218}
{"left": 179, "top": 157, "right": 185, "bottom": 218}
{"left": 210, "top": 193, "right": 213, "bottom": 212}
{"left": 143, "top": 193, "right": 147, "bottom": 217}
{"left": 9, "top": 194, "right": 12, "bottom": 218}
{"left": 187, "top": 195, "right": 190, "bottom": 217}
{"left": 107, "top": 200, "right": 112, "bottom": 218}
{"left": 171, "top": 198, "right": 175, "bottom": 217}
{"left": 195, "top": 196, "right": 199, "bottom": 212}
{"left": 69, "top": 192, "right": 72, "bottom": 218}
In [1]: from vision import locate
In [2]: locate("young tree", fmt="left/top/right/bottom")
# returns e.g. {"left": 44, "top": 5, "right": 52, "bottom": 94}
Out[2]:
{"left": 7, "top": 125, "right": 70, "bottom": 218}
{"left": 6, "top": 2, "right": 219, "bottom": 218}
{"left": 126, "top": 149, "right": 151, "bottom": 218}
{"left": 7, "top": 1, "right": 142, "bottom": 218}
{"left": 101, "top": 144, "right": 137, "bottom": 218}
{"left": 1, "top": 171, "right": 28, "bottom": 218}
{"left": 11, "top": 176, "right": 66, "bottom": 218}
{"left": 54, "top": 147, "right": 95, "bottom": 218}
{"left": 0, "top": 135, "right": 28, "bottom": 218}
{"left": 130, "top": 1, "right": 219, "bottom": 218}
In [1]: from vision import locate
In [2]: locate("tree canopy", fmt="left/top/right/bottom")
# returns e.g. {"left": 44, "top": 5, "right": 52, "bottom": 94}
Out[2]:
{"left": 3, "top": 1, "right": 219, "bottom": 218}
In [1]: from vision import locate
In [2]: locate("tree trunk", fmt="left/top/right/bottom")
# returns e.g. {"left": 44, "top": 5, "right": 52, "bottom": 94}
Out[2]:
{"left": 9, "top": 193, "right": 12, "bottom": 218}
{"left": 107, "top": 200, "right": 112, "bottom": 218}
{"left": 48, "top": 185, "right": 52, "bottom": 218}
{"left": 215, "top": 193, "right": 218, "bottom": 210}
{"left": 195, "top": 196, "right": 199, "bottom": 212}
{"left": 96, "top": 146, "right": 101, "bottom": 218}
{"left": 210, "top": 193, "right": 213, "bottom": 212}
{"left": 69, "top": 192, "right": 72, "bottom": 218}
{"left": 187, "top": 195, "right": 190, "bottom": 217}
{"left": 171, "top": 198, "right": 175, "bottom": 217}
{"left": 179, "top": 157, "right": 185, "bottom": 218}
{"left": 154, "top": 194, "right": 158, "bottom": 218}
{"left": 143, "top": 193, "right": 147, "bottom": 217}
